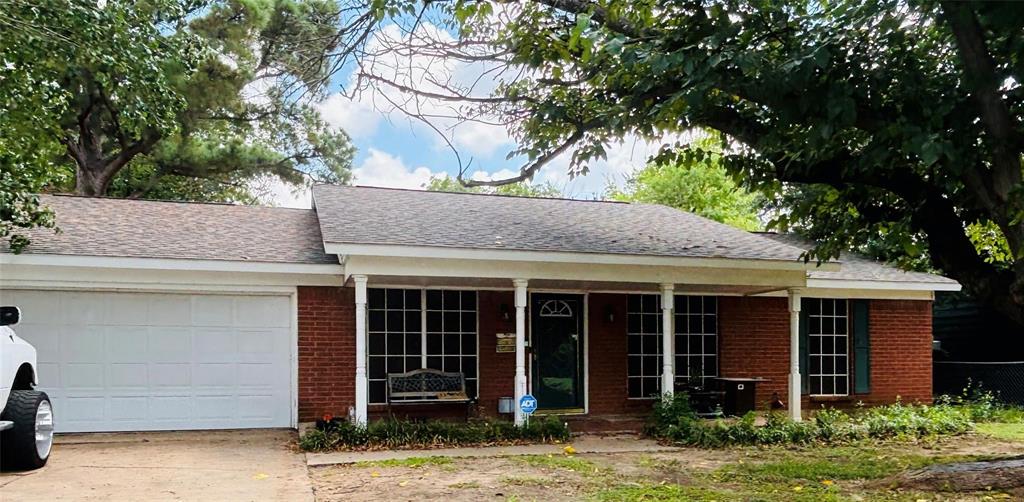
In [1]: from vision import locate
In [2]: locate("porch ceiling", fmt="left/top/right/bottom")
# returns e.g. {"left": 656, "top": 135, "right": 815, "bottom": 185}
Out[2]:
{"left": 343, "top": 255, "right": 809, "bottom": 291}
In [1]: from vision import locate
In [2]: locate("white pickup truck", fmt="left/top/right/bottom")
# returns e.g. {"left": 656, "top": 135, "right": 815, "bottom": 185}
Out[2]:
{"left": 0, "top": 306, "right": 53, "bottom": 470}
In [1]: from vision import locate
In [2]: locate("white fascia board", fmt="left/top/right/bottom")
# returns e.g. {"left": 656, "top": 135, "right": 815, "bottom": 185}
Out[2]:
{"left": 344, "top": 255, "right": 808, "bottom": 288}
{"left": 325, "top": 242, "right": 840, "bottom": 272}
{"left": 0, "top": 253, "right": 345, "bottom": 276}
{"left": 757, "top": 287, "right": 935, "bottom": 301}
{"left": 806, "top": 278, "right": 961, "bottom": 292}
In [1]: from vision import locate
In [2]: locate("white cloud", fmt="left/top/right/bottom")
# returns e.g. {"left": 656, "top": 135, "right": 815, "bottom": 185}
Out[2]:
{"left": 264, "top": 177, "right": 313, "bottom": 209}
{"left": 317, "top": 93, "right": 382, "bottom": 139}
{"left": 352, "top": 148, "right": 438, "bottom": 189}
{"left": 317, "top": 21, "right": 514, "bottom": 158}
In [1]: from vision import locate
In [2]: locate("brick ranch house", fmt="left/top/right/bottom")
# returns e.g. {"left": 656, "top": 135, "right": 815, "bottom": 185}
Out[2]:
{"left": 0, "top": 185, "right": 959, "bottom": 433}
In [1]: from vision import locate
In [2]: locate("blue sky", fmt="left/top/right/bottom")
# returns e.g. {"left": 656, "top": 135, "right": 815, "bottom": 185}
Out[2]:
{"left": 272, "top": 22, "right": 675, "bottom": 208}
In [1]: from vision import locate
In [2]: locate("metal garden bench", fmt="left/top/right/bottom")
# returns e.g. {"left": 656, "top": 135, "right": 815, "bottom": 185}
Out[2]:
{"left": 385, "top": 368, "right": 475, "bottom": 419}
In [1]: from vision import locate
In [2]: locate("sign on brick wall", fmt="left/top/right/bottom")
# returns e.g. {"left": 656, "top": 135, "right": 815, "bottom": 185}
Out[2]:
{"left": 496, "top": 332, "right": 515, "bottom": 352}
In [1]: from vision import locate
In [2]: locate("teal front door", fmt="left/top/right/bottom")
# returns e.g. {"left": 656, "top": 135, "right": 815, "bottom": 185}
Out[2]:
{"left": 530, "top": 293, "right": 585, "bottom": 410}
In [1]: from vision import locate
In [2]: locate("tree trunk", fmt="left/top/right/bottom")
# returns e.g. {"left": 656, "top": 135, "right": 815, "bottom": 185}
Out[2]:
{"left": 74, "top": 163, "right": 115, "bottom": 196}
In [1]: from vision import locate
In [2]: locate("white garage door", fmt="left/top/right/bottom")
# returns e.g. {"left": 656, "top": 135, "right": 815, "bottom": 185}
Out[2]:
{"left": 1, "top": 290, "right": 293, "bottom": 432}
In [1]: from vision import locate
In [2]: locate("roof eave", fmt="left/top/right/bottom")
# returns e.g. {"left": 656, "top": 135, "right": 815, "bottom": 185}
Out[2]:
{"left": 323, "top": 242, "right": 839, "bottom": 272}
{"left": 806, "top": 277, "right": 962, "bottom": 292}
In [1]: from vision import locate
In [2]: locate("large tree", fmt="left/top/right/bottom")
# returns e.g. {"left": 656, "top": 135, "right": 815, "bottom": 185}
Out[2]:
{"left": 62, "top": 0, "right": 354, "bottom": 199}
{"left": 322, "top": 0, "right": 1024, "bottom": 327}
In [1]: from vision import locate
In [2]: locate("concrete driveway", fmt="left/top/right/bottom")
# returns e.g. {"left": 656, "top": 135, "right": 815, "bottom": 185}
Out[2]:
{"left": 0, "top": 429, "right": 313, "bottom": 501}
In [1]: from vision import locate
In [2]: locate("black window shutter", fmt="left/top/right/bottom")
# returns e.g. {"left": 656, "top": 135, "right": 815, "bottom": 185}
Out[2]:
{"left": 852, "top": 299, "right": 871, "bottom": 393}
{"left": 799, "top": 305, "right": 809, "bottom": 394}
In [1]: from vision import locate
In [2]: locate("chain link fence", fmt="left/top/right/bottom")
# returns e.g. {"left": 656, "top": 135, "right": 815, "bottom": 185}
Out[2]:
{"left": 934, "top": 361, "right": 1024, "bottom": 405}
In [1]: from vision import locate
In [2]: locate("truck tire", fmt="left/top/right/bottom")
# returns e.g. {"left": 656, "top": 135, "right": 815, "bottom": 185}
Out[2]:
{"left": 1, "top": 390, "right": 53, "bottom": 470}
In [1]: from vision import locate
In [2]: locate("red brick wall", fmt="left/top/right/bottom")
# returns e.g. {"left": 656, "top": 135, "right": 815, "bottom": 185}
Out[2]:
{"left": 295, "top": 287, "right": 933, "bottom": 423}
{"left": 860, "top": 299, "right": 933, "bottom": 404}
{"left": 297, "top": 286, "right": 355, "bottom": 422}
{"left": 717, "top": 296, "right": 934, "bottom": 411}
{"left": 718, "top": 297, "right": 791, "bottom": 408}
{"left": 477, "top": 291, "right": 517, "bottom": 418}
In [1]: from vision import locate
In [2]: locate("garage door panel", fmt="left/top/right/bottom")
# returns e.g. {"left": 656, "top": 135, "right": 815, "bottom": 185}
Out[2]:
{"left": 65, "top": 363, "right": 105, "bottom": 389}
{"left": 64, "top": 293, "right": 106, "bottom": 325}
{"left": 108, "top": 363, "right": 147, "bottom": 389}
{"left": 235, "top": 296, "right": 291, "bottom": 328}
{"left": 151, "top": 363, "right": 191, "bottom": 388}
{"left": 149, "top": 327, "right": 192, "bottom": 363}
{"left": 62, "top": 326, "right": 105, "bottom": 360}
{"left": 148, "top": 295, "right": 192, "bottom": 326}
{"left": 192, "top": 296, "right": 235, "bottom": 326}
{"left": 2, "top": 290, "right": 293, "bottom": 432}
{"left": 194, "top": 327, "right": 237, "bottom": 360}
{"left": 105, "top": 295, "right": 150, "bottom": 325}
{"left": 110, "top": 396, "right": 149, "bottom": 420}
{"left": 107, "top": 327, "right": 149, "bottom": 362}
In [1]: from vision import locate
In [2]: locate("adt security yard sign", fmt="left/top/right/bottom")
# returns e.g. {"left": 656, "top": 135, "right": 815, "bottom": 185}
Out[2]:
{"left": 519, "top": 394, "right": 538, "bottom": 415}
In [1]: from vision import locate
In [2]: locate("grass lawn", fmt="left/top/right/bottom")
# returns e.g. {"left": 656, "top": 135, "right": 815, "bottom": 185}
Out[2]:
{"left": 308, "top": 432, "right": 1024, "bottom": 501}
{"left": 977, "top": 422, "right": 1024, "bottom": 442}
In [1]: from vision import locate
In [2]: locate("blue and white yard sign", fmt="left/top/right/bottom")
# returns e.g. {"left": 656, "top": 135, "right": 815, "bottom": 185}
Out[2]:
{"left": 519, "top": 394, "right": 538, "bottom": 415}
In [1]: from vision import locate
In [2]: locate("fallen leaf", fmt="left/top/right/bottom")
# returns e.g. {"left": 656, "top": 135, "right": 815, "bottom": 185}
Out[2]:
{"left": 399, "top": 481, "right": 409, "bottom": 487}
{"left": 371, "top": 471, "right": 380, "bottom": 478}
{"left": 252, "top": 473, "right": 269, "bottom": 480}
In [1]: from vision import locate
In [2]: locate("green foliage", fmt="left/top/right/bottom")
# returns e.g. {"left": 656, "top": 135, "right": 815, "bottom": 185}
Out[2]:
{"left": 515, "top": 455, "right": 596, "bottom": 474}
{"left": 353, "top": 456, "right": 453, "bottom": 468}
{"left": 298, "top": 416, "right": 570, "bottom": 452}
{"left": 0, "top": 0, "right": 189, "bottom": 249}
{"left": 607, "top": 139, "right": 763, "bottom": 231}
{"left": 592, "top": 483, "right": 732, "bottom": 502}
{"left": 424, "top": 175, "right": 562, "bottom": 198}
{"left": 345, "top": 0, "right": 1024, "bottom": 325}
{"left": 645, "top": 393, "right": 980, "bottom": 448}
{"left": 2, "top": 0, "right": 355, "bottom": 250}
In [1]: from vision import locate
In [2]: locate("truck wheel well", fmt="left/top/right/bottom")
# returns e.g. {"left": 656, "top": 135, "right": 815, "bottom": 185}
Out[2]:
{"left": 12, "top": 363, "right": 35, "bottom": 390}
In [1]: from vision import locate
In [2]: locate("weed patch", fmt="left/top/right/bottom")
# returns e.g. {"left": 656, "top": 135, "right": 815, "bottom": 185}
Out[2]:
{"left": 352, "top": 456, "right": 453, "bottom": 469}
{"left": 300, "top": 416, "right": 569, "bottom": 451}
{"left": 515, "top": 454, "right": 598, "bottom": 474}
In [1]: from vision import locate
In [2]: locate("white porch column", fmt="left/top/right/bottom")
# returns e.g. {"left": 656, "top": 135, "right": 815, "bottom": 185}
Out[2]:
{"left": 353, "top": 275, "right": 368, "bottom": 425}
{"left": 787, "top": 288, "right": 802, "bottom": 421}
{"left": 660, "top": 283, "right": 675, "bottom": 396}
{"left": 513, "top": 279, "right": 529, "bottom": 426}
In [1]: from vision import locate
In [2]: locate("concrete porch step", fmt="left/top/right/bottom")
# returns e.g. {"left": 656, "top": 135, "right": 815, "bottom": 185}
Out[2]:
{"left": 564, "top": 414, "right": 648, "bottom": 434}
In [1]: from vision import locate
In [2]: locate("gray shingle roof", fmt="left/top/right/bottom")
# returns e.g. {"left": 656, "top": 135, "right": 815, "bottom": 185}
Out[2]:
{"left": 7, "top": 194, "right": 336, "bottom": 265}
{"left": 312, "top": 185, "right": 810, "bottom": 262}
{"left": 758, "top": 232, "right": 958, "bottom": 285}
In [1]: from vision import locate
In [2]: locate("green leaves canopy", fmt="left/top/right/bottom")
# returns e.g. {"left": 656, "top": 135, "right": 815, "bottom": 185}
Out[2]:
{"left": 337, "top": 0, "right": 1024, "bottom": 326}
{"left": 608, "top": 140, "right": 763, "bottom": 231}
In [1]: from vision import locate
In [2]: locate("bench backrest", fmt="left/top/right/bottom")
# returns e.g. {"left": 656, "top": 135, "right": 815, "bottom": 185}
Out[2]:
{"left": 386, "top": 368, "right": 468, "bottom": 402}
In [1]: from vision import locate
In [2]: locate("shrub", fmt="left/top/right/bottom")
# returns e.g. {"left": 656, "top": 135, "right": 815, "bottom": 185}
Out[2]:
{"left": 299, "top": 416, "right": 570, "bottom": 452}
{"left": 645, "top": 393, "right": 980, "bottom": 448}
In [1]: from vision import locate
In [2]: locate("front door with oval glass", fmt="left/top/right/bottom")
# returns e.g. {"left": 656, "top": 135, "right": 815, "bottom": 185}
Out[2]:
{"left": 530, "top": 293, "right": 585, "bottom": 411}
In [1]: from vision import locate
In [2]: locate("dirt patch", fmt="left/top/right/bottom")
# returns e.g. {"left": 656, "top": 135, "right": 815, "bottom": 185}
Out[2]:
{"left": 892, "top": 456, "right": 1024, "bottom": 492}
{"left": 309, "top": 456, "right": 594, "bottom": 501}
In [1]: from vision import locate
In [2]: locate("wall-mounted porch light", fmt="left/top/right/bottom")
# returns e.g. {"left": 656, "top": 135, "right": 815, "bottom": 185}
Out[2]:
{"left": 605, "top": 304, "right": 615, "bottom": 323}
{"left": 500, "top": 303, "right": 511, "bottom": 321}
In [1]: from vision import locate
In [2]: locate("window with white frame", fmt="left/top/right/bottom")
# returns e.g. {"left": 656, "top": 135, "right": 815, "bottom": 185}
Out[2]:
{"left": 674, "top": 296, "right": 718, "bottom": 386}
{"left": 627, "top": 294, "right": 662, "bottom": 398}
{"left": 367, "top": 288, "right": 478, "bottom": 404}
{"left": 806, "top": 298, "right": 850, "bottom": 396}
{"left": 627, "top": 294, "right": 719, "bottom": 398}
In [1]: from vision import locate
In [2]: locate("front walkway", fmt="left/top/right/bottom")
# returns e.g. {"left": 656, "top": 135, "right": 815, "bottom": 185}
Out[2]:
{"left": 0, "top": 429, "right": 313, "bottom": 501}
{"left": 305, "top": 435, "right": 682, "bottom": 466}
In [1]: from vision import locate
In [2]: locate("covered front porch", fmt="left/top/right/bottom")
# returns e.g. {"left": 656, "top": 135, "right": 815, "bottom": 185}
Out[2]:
{"left": 341, "top": 251, "right": 821, "bottom": 427}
